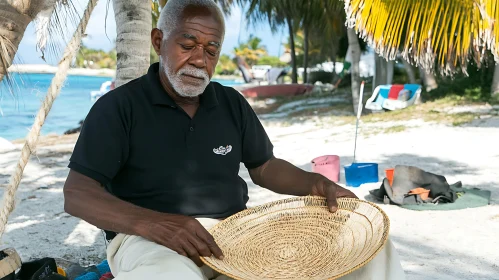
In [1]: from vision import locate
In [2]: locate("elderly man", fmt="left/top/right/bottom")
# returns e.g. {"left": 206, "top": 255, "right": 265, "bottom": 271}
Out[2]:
{"left": 63, "top": 0, "right": 405, "bottom": 279}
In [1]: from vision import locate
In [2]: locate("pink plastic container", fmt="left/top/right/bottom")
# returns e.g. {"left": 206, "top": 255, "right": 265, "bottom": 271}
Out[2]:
{"left": 311, "top": 155, "right": 340, "bottom": 182}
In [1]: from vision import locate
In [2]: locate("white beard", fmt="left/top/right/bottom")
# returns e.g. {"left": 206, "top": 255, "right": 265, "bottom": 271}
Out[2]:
{"left": 161, "top": 56, "right": 210, "bottom": 98}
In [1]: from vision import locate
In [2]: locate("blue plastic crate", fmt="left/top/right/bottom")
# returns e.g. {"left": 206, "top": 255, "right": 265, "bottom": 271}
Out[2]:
{"left": 344, "top": 163, "right": 379, "bottom": 187}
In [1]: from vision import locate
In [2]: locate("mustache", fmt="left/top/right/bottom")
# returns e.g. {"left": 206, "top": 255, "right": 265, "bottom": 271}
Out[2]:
{"left": 178, "top": 66, "right": 209, "bottom": 81}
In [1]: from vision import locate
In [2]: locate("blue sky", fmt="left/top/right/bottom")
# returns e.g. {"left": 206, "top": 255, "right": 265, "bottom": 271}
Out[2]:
{"left": 15, "top": 0, "right": 286, "bottom": 65}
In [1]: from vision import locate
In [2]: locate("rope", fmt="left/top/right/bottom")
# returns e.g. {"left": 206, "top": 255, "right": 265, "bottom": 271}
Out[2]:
{"left": 0, "top": 0, "right": 99, "bottom": 238}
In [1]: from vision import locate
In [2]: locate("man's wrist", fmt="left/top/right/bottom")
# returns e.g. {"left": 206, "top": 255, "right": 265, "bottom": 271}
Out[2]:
{"left": 130, "top": 210, "right": 164, "bottom": 237}
{"left": 307, "top": 172, "right": 322, "bottom": 195}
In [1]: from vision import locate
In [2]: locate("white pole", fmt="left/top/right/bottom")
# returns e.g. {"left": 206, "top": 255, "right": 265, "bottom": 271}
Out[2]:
{"left": 353, "top": 81, "right": 365, "bottom": 163}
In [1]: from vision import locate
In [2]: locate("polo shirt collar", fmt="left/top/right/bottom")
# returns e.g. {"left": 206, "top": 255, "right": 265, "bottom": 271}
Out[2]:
{"left": 143, "top": 63, "right": 218, "bottom": 108}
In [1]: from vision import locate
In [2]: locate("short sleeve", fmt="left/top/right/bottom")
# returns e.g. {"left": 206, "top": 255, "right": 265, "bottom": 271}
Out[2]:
{"left": 68, "top": 92, "right": 130, "bottom": 185}
{"left": 240, "top": 96, "right": 274, "bottom": 169}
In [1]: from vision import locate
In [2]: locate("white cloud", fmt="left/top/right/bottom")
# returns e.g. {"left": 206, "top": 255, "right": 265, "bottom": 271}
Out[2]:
{"left": 81, "top": 0, "right": 116, "bottom": 51}
{"left": 224, "top": 5, "right": 243, "bottom": 38}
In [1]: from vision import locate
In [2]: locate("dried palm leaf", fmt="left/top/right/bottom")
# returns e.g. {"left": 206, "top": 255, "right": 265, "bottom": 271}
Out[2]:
{"left": 0, "top": 0, "right": 80, "bottom": 93}
{"left": 344, "top": 0, "right": 498, "bottom": 76}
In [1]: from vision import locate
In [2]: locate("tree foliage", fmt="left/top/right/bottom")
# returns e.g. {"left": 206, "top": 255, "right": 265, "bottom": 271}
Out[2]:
{"left": 215, "top": 54, "right": 237, "bottom": 75}
{"left": 344, "top": 0, "right": 499, "bottom": 76}
{"left": 233, "top": 35, "right": 267, "bottom": 66}
{"left": 75, "top": 44, "right": 117, "bottom": 69}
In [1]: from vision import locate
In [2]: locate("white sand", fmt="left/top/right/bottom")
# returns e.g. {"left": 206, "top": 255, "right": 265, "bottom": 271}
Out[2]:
{"left": 0, "top": 113, "right": 498, "bottom": 279}
{"left": 8, "top": 64, "right": 115, "bottom": 77}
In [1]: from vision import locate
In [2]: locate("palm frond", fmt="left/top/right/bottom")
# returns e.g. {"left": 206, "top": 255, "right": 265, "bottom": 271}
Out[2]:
{"left": 345, "top": 0, "right": 498, "bottom": 76}
{"left": 214, "top": 0, "right": 237, "bottom": 15}
{"left": 0, "top": 0, "right": 82, "bottom": 91}
{"left": 0, "top": 35, "right": 17, "bottom": 93}
{"left": 244, "top": 0, "right": 292, "bottom": 33}
{"left": 482, "top": 0, "right": 499, "bottom": 62}
{"left": 34, "top": 0, "right": 81, "bottom": 62}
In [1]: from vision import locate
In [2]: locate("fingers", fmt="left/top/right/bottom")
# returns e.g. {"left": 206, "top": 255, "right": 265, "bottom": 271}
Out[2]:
{"left": 189, "top": 234, "right": 212, "bottom": 257}
{"left": 337, "top": 187, "right": 358, "bottom": 199}
{"left": 180, "top": 239, "right": 203, "bottom": 267}
{"left": 325, "top": 184, "right": 338, "bottom": 212}
{"left": 196, "top": 229, "right": 224, "bottom": 260}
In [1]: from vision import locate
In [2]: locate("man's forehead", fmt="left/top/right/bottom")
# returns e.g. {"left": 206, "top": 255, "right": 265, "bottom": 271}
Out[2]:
{"left": 177, "top": 5, "right": 224, "bottom": 33}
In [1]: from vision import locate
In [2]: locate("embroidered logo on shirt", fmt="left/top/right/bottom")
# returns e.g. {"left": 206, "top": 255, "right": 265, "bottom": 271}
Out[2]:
{"left": 213, "top": 145, "right": 232, "bottom": 155}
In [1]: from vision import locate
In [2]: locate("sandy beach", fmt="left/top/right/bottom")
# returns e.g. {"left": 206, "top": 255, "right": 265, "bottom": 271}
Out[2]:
{"left": 0, "top": 96, "right": 498, "bottom": 279}
{"left": 7, "top": 64, "right": 116, "bottom": 77}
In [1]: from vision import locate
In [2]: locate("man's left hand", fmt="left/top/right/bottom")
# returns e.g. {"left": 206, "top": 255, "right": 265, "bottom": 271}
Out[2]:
{"left": 310, "top": 175, "right": 358, "bottom": 212}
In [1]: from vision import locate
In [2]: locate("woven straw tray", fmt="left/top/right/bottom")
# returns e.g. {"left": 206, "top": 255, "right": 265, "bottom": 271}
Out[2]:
{"left": 201, "top": 196, "right": 390, "bottom": 280}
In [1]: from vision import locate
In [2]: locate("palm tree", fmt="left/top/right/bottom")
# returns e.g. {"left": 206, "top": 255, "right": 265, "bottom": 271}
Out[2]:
{"left": 242, "top": 0, "right": 364, "bottom": 113}
{"left": 0, "top": 0, "right": 80, "bottom": 86}
{"left": 491, "top": 64, "right": 499, "bottom": 99}
{"left": 401, "top": 57, "right": 417, "bottom": 84}
{"left": 283, "top": 29, "right": 325, "bottom": 67}
{"left": 113, "top": 0, "right": 151, "bottom": 87}
{"left": 246, "top": 35, "right": 266, "bottom": 53}
{"left": 344, "top": 0, "right": 499, "bottom": 76}
{"left": 233, "top": 35, "right": 267, "bottom": 66}
{"left": 420, "top": 69, "right": 438, "bottom": 92}
{"left": 346, "top": 28, "right": 362, "bottom": 115}
{"left": 299, "top": 1, "right": 314, "bottom": 84}
{"left": 300, "top": 0, "right": 345, "bottom": 84}
{"left": 243, "top": 0, "right": 347, "bottom": 84}
{"left": 216, "top": 54, "right": 237, "bottom": 75}
{"left": 244, "top": 0, "right": 300, "bottom": 83}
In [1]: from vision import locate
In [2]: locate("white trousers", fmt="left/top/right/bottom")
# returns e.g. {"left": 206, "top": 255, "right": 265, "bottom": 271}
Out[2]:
{"left": 107, "top": 218, "right": 405, "bottom": 280}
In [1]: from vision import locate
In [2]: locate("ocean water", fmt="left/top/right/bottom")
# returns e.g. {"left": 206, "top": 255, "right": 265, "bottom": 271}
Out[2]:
{"left": 0, "top": 73, "right": 242, "bottom": 141}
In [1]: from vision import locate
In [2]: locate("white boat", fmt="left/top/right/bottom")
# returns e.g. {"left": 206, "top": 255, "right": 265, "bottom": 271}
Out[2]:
{"left": 90, "top": 80, "right": 114, "bottom": 101}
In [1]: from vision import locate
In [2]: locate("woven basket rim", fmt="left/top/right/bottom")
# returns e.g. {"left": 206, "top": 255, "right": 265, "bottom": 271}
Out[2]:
{"left": 201, "top": 196, "right": 390, "bottom": 280}
{"left": 0, "top": 248, "right": 22, "bottom": 278}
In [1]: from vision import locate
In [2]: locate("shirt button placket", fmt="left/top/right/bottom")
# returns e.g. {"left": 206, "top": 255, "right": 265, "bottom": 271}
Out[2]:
{"left": 187, "top": 122, "right": 195, "bottom": 154}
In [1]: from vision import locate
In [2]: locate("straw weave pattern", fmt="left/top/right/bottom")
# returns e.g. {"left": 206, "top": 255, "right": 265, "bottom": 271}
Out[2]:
{"left": 202, "top": 197, "right": 390, "bottom": 280}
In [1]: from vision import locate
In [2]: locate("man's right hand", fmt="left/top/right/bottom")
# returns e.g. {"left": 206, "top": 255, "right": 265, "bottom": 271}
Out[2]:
{"left": 136, "top": 215, "right": 224, "bottom": 267}
{"left": 63, "top": 170, "right": 223, "bottom": 268}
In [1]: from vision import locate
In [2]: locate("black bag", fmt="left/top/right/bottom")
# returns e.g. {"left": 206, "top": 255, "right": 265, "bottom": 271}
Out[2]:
{"left": 370, "top": 165, "right": 462, "bottom": 205}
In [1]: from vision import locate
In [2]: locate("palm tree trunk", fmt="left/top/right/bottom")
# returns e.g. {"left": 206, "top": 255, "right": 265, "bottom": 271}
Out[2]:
{"left": 303, "top": 26, "right": 309, "bottom": 84}
{"left": 285, "top": 16, "right": 298, "bottom": 84}
{"left": 491, "top": 64, "right": 499, "bottom": 98}
{"left": 347, "top": 28, "right": 362, "bottom": 115}
{"left": 402, "top": 58, "right": 417, "bottom": 84}
{"left": 0, "top": 0, "right": 54, "bottom": 83}
{"left": 113, "top": 0, "right": 151, "bottom": 87}
{"left": 373, "top": 54, "right": 387, "bottom": 89}
{"left": 419, "top": 69, "right": 438, "bottom": 92}
{"left": 386, "top": 59, "right": 394, "bottom": 84}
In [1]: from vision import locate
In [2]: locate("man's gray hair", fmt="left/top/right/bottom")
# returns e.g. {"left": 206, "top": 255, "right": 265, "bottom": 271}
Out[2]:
{"left": 157, "top": 0, "right": 225, "bottom": 41}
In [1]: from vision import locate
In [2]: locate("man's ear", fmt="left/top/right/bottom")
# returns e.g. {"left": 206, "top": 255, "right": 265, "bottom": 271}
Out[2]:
{"left": 151, "top": 28, "right": 163, "bottom": 55}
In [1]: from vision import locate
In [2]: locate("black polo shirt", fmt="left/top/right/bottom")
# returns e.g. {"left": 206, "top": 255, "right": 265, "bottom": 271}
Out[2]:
{"left": 68, "top": 63, "right": 273, "bottom": 228}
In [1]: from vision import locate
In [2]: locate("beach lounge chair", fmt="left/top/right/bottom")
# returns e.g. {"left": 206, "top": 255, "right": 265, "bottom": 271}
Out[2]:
{"left": 235, "top": 56, "right": 288, "bottom": 85}
{"left": 266, "top": 67, "right": 289, "bottom": 84}
{"left": 365, "top": 84, "right": 422, "bottom": 111}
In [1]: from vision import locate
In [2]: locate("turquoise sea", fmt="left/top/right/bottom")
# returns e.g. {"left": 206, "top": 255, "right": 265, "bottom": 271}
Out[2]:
{"left": 0, "top": 73, "right": 242, "bottom": 141}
